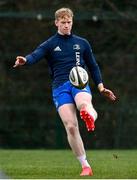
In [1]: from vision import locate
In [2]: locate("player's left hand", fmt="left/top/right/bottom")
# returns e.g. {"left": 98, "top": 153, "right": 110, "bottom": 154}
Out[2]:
{"left": 100, "top": 88, "right": 116, "bottom": 101}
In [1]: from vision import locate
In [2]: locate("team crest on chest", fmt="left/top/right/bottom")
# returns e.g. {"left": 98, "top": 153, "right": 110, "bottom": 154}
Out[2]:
{"left": 73, "top": 44, "right": 80, "bottom": 50}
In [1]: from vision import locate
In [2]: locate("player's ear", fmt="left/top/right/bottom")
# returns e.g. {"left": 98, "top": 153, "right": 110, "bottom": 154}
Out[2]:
{"left": 55, "top": 20, "right": 58, "bottom": 27}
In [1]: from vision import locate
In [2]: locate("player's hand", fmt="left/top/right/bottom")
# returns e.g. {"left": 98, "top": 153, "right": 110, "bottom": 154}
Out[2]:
{"left": 13, "top": 56, "right": 26, "bottom": 68}
{"left": 100, "top": 88, "right": 116, "bottom": 101}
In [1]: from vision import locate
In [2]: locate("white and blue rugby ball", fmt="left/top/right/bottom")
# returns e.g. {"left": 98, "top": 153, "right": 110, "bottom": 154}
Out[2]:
{"left": 69, "top": 66, "right": 89, "bottom": 89}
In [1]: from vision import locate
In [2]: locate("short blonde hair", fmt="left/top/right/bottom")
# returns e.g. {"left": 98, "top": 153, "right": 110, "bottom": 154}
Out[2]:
{"left": 55, "top": 7, "right": 73, "bottom": 20}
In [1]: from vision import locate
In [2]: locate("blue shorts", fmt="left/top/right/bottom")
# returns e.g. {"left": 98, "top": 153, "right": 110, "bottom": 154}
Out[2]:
{"left": 52, "top": 81, "right": 91, "bottom": 110}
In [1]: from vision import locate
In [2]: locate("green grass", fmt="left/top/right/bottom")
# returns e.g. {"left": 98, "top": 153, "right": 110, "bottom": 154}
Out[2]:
{"left": 0, "top": 149, "right": 137, "bottom": 179}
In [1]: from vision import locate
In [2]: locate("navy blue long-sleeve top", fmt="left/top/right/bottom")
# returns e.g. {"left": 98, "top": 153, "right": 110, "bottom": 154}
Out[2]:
{"left": 25, "top": 33, "right": 102, "bottom": 89}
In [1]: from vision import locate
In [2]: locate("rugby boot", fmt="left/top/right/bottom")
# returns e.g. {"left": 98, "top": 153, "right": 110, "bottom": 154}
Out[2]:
{"left": 80, "top": 108, "right": 95, "bottom": 131}
{"left": 80, "top": 166, "right": 93, "bottom": 176}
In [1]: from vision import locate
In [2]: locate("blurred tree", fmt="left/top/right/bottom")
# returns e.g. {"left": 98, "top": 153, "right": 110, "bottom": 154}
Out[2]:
{"left": 0, "top": 0, "right": 137, "bottom": 149}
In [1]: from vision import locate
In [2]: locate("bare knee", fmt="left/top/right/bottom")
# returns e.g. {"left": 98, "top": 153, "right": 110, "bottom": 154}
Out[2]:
{"left": 66, "top": 123, "right": 78, "bottom": 137}
{"left": 78, "top": 101, "right": 88, "bottom": 111}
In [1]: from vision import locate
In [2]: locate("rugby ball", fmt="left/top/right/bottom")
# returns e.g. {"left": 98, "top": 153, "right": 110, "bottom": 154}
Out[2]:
{"left": 69, "top": 66, "right": 89, "bottom": 89}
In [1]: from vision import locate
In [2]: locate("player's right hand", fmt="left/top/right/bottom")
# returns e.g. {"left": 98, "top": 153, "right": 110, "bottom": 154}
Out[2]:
{"left": 13, "top": 56, "right": 26, "bottom": 68}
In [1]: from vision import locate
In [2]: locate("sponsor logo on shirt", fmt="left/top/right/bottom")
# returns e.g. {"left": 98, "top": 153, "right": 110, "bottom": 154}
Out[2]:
{"left": 54, "top": 46, "right": 62, "bottom": 51}
{"left": 75, "top": 52, "right": 80, "bottom": 65}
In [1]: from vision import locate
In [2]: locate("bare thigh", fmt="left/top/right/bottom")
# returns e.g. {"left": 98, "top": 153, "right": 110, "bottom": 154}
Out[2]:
{"left": 74, "top": 92, "right": 93, "bottom": 110}
{"left": 58, "top": 103, "right": 78, "bottom": 129}
{"left": 74, "top": 92, "right": 98, "bottom": 120}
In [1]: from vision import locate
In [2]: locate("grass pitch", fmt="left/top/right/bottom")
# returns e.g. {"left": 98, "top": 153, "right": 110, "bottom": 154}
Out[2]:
{"left": 0, "top": 149, "right": 137, "bottom": 179}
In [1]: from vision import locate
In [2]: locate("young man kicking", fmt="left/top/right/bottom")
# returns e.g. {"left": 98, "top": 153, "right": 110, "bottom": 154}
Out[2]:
{"left": 13, "top": 7, "right": 116, "bottom": 176}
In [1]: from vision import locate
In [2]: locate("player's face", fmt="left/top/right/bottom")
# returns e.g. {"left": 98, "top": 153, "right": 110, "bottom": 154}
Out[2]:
{"left": 55, "top": 16, "right": 73, "bottom": 35}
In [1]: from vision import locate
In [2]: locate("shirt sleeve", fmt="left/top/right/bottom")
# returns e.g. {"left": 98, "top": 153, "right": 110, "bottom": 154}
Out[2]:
{"left": 25, "top": 40, "right": 49, "bottom": 65}
{"left": 83, "top": 40, "right": 103, "bottom": 86}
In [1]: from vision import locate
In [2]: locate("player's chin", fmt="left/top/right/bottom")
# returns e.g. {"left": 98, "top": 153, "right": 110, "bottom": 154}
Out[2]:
{"left": 63, "top": 30, "right": 71, "bottom": 35}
